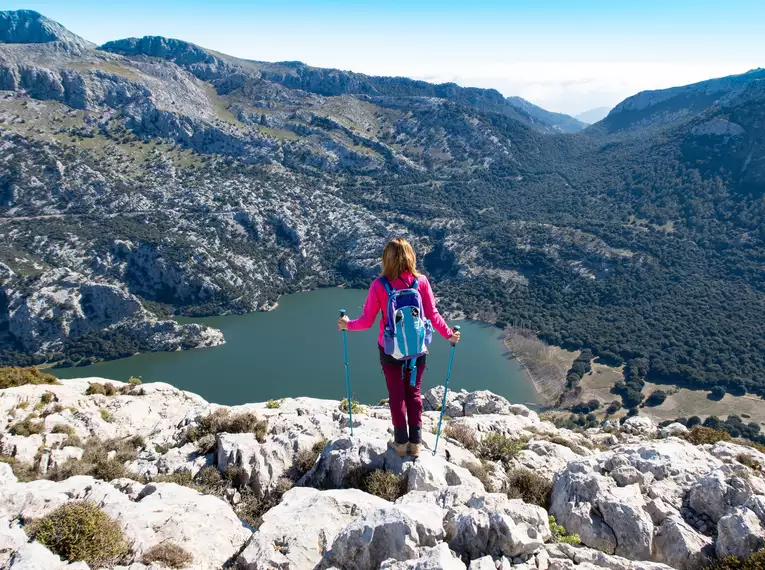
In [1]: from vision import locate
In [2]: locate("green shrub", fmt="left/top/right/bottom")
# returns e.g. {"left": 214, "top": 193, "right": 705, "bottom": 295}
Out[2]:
{"left": 195, "top": 466, "right": 223, "bottom": 489}
{"left": 100, "top": 409, "right": 114, "bottom": 423}
{"left": 47, "top": 437, "right": 140, "bottom": 482}
{"left": 704, "top": 550, "right": 765, "bottom": 570}
{"left": 40, "top": 392, "right": 57, "bottom": 404}
{"left": 192, "top": 409, "right": 268, "bottom": 443}
{"left": 28, "top": 501, "right": 130, "bottom": 566}
{"left": 294, "top": 439, "right": 327, "bottom": 476}
{"left": 0, "top": 367, "right": 59, "bottom": 389}
{"left": 444, "top": 422, "right": 478, "bottom": 450}
{"left": 684, "top": 426, "right": 731, "bottom": 446}
{"left": 461, "top": 460, "right": 494, "bottom": 492}
{"left": 266, "top": 399, "right": 283, "bottom": 409}
{"left": 236, "top": 478, "right": 293, "bottom": 529}
{"left": 225, "top": 465, "right": 249, "bottom": 488}
{"left": 549, "top": 515, "right": 581, "bottom": 545}
{"left": 141, "top": 542, "right": 193, "bottom": 569}
{"left": 196, "top": 434, "right": 217, "bottom": 455}
{"left": 9, "top": 416, "right": 45, "bottom": 436}
{"left": 378, "top": 398, "right": 389, "bottom": 406}
{"left": 86, "top": 383, "right": 106, "bottom": 395}
{"left": 505, "top": 468, "right": 552, "bottom": 508}
{"left": 52, "top": 424, "right": 75, "bottom": 436}
{"left": 363, "top": 469, "right": 407, "bottom": 502}
{"left": 154, "top": 470, "right": 193, "bottom": 487}
{"left": 339, "top": 398, "right": 365, "bottom": 415}
{"left": 477, "top": 433, "right": 527, "bottom": 464}
{"left": 128, "top": 376, "right": 142, "bottom": 386}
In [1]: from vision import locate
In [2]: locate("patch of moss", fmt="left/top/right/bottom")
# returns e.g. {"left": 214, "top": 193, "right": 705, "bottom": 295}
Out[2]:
{"left": 28, "top": 501, "right": 130, "bottom": 567}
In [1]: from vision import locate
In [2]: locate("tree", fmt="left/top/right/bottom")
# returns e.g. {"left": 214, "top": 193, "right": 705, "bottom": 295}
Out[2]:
{"left": 709, "top": 386, "right": 725, "bottom": 401}
{"left": 687, "top": 416, "right": 701, "bottom": 428}
{"left": 622, "top": 388, "right": 644, "bottom": 409}
{"left": 606, "top": 401, "right": 622, "bottom": 415}
{"left": 645, "top": 390, "right": 667, "bottom": 407}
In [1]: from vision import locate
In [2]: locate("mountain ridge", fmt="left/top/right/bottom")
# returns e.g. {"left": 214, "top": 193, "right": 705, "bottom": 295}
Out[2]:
{"left": 2, "top": 9, "right": 765, "bottom": 403}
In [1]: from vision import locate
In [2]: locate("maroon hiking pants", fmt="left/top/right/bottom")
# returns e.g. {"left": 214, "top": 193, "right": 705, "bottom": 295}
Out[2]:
{"left": 379, "top": 346, "right": 426, "bottom": 444}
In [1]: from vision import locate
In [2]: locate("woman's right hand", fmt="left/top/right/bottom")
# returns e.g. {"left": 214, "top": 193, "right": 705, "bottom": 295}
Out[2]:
{"left": 338, "top": 315, "right": 350, "bottom": 331}
{"left": 448, "top": 330, "right": 461, "bottom": 344}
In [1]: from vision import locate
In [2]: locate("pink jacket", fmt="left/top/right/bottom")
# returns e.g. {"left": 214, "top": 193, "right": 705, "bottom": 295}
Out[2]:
{"left": 347, "top": 271, "right": 453, "bottom": 346}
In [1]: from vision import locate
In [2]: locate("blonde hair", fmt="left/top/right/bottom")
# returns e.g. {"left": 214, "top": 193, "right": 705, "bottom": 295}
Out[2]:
{"left": 381, "top": 238, "right": 421, "bottom": 282}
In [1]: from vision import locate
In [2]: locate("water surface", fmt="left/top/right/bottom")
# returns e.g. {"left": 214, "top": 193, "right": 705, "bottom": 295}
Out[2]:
{"left": 53, "top": 288, "right": 539, "bottom": 406}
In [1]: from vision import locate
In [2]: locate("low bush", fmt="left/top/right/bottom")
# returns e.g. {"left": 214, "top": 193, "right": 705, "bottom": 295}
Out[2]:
{"left": 190, "top": 409, "right": 268, "bottom": 443}
{"left": 40, "top": 391, "right": 57, "bottom": 404}
{"left": 9, "top": 415, "right": 45, "bottom": 436}
{"left": 236, "top": 478, "right": 293, "bottom": 529}
{"left": 462, "top": 460, "right": 494, "bottom": 492}
{"left": 549, "top": 515, "right": 581, "bottom": 545}
{"left": 100, "top": 409, "right": 114, "bottom": 423}
{"left": 294, "top": 439, "right": 327, "bottom": 476}
{"left": 339, "top": 398, "right": 365, "bottom": 415}
{"left": 196, "top": 434, "right": 217, "bottom": 455}
{"left": 28, "top": 501, "right": 130, "bottom": 567}
{"left": 0, "top": 367, "right": 59, "bottom": 389}
{"left": 684, "top": 426, "right": 731, "bottom": 446}
{"left": 266, "top": 399, "right": 283, "bottom": 409}
{"left": 47, "top": 437, "right": 141, "bottom": 482}
{"left": 154, "top": 470, "right": 194, "bottom": 487}
{"left": 548, "top": 436, "right": 588, "bottom": 456}
{"left": 505, "top": 468, "right": 552, "bottom": 508}
{"left": 703, "top": 550, "right": 765, "bottom": 570}
{"left": 476, "top": 433, "right": 527, "bottom": 464}
{"left": 444, "top": 422, "right": 478, "bottom": 450}
{"left": 141, "top": 542, "right": 193, "bottom": 569}
{"left": 363, "top": 470, "right": 408, "bottom": 502}
{"left": 195, "top": 466, "right": 223, "bottom": 488}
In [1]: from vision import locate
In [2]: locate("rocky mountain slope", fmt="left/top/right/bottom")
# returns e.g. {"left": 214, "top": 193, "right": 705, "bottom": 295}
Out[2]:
{"left": 2, "top": 10, "right": 765, "bottom": 400}
{"left": 1, "top": 378, "right": 763, "bottom": 569}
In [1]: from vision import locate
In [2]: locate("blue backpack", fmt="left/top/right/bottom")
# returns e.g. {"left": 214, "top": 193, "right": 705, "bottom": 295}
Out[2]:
{"left": 380, "top": 276, "right": 434, "bottom": 385}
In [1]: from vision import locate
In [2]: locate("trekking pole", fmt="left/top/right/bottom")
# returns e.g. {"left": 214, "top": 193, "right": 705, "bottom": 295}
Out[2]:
{"left": 433, "top": 325, "right": 460, "bottom": 456}
{"left": 339, "top": 309, "right": 353, "bottom": 437}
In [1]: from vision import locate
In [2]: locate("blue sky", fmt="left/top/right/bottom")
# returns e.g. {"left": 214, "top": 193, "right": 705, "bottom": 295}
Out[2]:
{"left": 9, "top": 0, "right": 765, "bottom": 115}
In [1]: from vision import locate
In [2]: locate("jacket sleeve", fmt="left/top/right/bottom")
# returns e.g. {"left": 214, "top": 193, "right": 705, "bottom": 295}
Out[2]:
{"left": 347, "top": 280, "right": 381, "bottom": 331}
{"left": 420, "top": 277, "right": 453, "bottom": 340}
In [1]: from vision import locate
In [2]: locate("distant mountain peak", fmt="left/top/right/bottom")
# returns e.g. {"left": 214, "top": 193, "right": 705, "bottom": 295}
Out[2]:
{"left": 0, "top": 9, "right": 93, "bottom": 51}
{"left": 99, "top": 36, "right": 220, "bottom": 67}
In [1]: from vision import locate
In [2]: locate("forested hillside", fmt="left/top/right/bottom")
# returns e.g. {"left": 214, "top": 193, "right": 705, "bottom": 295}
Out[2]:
{"left": 1, "top": 11, "right": 764, "bottom": 398}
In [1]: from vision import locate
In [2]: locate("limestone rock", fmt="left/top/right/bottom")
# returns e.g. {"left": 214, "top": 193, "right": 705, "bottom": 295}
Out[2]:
{"left": 653, "top": 516, "right": 712, "bottom": 570}
{"left": 321, "top": 503, "right": 445, "bottom": 569}
{"left": 716, "top": 507, "right": 765, "bottom": 559}
{"left": 238, "top": 487, "right": 389, "bottom": 570}
{"left": 621, "top": 416, "right": 656, "bottom": 437}
{"left": 468, "top": 555, "right": 496, "bottom": 570}
{"left": 658, "top": 423, "right": 688, "bottom": 438}
{"left": 688, "top": 470, "right": 752, "bottom": 522}
{"left": 380, "top": 543, "right": 466, "bottom": 570}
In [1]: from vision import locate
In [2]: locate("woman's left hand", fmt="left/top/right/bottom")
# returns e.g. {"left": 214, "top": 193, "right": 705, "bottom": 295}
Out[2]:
{"left": 337, "top": 315, "right": 350, "bottom": 331}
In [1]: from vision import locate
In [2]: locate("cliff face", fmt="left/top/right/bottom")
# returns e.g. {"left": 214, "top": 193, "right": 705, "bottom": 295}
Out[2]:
{"left": 1, "top": 381, "right": 763, "bottom": 569}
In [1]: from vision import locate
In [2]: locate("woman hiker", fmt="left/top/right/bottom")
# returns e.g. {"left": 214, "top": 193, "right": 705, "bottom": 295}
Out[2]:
{"left": 337, "top": 237, "right": 461, "bottom": 457}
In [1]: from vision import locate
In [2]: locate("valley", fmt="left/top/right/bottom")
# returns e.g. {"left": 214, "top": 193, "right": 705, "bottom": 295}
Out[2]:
{"left": 1, "top": 9, "right": 765, "bottom": 416}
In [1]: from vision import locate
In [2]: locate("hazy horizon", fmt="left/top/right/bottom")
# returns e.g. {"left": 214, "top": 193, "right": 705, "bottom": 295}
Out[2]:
{"left": 6, "top": 0, "right": 764, "bottom": 116}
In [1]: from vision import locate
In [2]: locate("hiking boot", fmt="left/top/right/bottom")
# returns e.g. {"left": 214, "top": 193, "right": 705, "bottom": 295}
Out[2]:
{"left": 389, "top": 441, "right": 408, "bottom": 457}
{"left": 408, "top": 443, "right": 421, "bottom": 458}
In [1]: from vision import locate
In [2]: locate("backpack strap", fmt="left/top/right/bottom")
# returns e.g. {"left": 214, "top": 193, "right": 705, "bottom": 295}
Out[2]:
{"left": 411, "top": 277, "right": 419, "bottom": 290}
{"left": 380, "top": 276, "right": 394, "bottom": 297}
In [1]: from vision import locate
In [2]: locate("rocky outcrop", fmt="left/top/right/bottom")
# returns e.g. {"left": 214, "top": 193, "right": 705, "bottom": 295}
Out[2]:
{"left": 1, "top": 266, "right": 223, "bottom": 360}
{"left": 0, "top": 381, "right": 763, "bottom": 569}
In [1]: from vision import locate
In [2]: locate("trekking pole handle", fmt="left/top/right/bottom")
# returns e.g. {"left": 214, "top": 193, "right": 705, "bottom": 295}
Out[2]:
{"left": 339, "top": 309, "right": 346, "bottom": 317}
{"left": 450, "top": 325, "right": 461, "bottom": 347}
